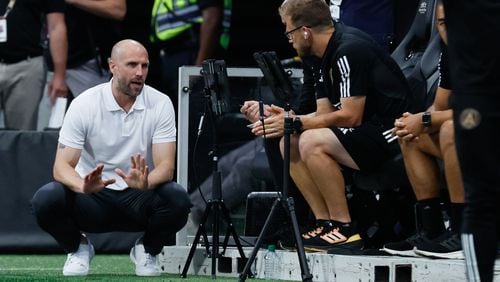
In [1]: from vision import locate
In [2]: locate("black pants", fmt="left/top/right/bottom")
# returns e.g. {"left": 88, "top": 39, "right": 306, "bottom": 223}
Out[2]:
{"left": 31, "top": 181, "right": 192, "bottom": 255}
{"left": 453, "top": 95, "right": 500, "bottom": 282}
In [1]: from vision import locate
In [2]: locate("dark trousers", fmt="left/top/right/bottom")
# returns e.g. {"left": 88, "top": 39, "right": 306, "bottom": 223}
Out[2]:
{"left": 453, "top": 95, "right": 500, "bottom": 282}
{"left": 31, "top": 181, "right": 192, "bottom": 255}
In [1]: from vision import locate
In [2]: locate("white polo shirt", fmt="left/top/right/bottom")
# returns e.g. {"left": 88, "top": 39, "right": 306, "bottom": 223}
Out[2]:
{"left": 58, "top": 80, "right": 176, "bottom": 190}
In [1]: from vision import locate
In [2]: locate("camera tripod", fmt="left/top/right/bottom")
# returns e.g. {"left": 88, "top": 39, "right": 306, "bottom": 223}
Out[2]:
{"left": 239, "top": 102, "right": 313, "bottom": 281}
{"left": 181, "top": 86, "right": 248, "bottom": 280}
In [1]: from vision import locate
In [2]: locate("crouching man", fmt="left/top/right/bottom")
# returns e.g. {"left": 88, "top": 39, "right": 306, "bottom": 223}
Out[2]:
{"left": 31, "top": 39, "right": 191, "bottom": 277}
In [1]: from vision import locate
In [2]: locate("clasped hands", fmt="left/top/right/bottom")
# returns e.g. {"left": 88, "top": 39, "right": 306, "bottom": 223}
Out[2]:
{"left": 240, "top": 101, "right": 287, "bottom": 138}
{"left": 392, "top": 112, "right": 426, "bottom": 142}
{"left": 81, "top": 153, "right": 149, "bottom": 194}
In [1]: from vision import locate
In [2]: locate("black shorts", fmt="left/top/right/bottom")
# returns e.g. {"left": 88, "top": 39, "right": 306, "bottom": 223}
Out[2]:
{"left": 330, "top": 122, "right": 399, "bottom": 172}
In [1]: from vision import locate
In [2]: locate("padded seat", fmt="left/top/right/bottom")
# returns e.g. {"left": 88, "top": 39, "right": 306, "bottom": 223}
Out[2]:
{"left": 391, "top": 0, "right": 437, "bottom": 78}
{"left": 406, "top": 33, "right": 442, "bottom": 112}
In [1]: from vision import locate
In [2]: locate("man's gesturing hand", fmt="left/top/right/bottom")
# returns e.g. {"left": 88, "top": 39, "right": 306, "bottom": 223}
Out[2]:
{"left": 82, "top": 164, "right": 116, "bottom": 194}
{"left": 115, "top": 154, "right": 149, "bottom": 190}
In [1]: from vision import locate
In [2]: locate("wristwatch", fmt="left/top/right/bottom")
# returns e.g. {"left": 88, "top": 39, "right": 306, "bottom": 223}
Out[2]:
{"left": 292, "top": 117, "right": 303, "bottom": 134}
{"left": 422, "top": 112, "right": 432, "bottom": 127}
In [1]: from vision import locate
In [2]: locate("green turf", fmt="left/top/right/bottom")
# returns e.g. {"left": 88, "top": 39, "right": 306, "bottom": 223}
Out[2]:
{"left": 0, "top": 255, "right": 262, "bottom": 281}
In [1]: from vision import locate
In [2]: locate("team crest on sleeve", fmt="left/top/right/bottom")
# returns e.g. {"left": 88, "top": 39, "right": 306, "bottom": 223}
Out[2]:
{"left": 459, "top": 108, "right": 481, "bottom": 130}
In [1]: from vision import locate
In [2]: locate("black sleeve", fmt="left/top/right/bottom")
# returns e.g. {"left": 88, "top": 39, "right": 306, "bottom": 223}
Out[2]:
{"left": 333, "top": 43, "right": 372, "bottom": 98}
{"left": 293, "top": 63, "right": 317, "bottom": 115}
{"left": 438, "top": 46, "right": 451, "bottom": 90}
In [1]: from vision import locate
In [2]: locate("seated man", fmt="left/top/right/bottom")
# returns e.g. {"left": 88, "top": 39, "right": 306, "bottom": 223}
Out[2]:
{"left": 244, "top": 0, "right": 412, "bottom": 253}
{"left": 383, "top": 1, "right": 464, "bottom": 259}
{"left": 31, "top": 39, "right": 192, "bottom": 277}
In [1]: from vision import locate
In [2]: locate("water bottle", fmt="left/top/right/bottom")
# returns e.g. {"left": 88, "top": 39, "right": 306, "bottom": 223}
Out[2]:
{"left": 264, "top": 244, "right": 277, "bottom": 280}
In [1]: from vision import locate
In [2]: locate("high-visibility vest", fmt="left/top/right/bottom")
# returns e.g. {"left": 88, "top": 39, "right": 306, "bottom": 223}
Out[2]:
{"left": 150, "top": 0, "right": 232, "bottom": 50}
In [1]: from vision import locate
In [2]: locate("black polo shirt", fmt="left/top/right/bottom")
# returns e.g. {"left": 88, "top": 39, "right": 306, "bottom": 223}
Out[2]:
{"left": 0, "top": 0, "right": 65, "bottom": 63}
{"left": 319, "top": 22, "right": 411, "bottom": 126}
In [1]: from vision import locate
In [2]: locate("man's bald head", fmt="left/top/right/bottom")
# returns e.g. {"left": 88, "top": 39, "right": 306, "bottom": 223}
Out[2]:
{"left": 110, "top": 39, "right": 148, "bottom": 62}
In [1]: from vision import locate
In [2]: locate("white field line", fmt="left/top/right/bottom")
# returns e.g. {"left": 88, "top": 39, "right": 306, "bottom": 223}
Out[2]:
{"left": 0, "top": 267, "right": 60, "bottom": 271}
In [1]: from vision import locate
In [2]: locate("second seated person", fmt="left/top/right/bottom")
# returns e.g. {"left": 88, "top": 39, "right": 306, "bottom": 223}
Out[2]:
{"left": 383, "top": 1, "right": 465, "bottom": 259}
{"left": 247, "top": 0, "right": 412, "bottom": 253}
{"left": 31, "top": 39, "right": 192, "bottom": 277}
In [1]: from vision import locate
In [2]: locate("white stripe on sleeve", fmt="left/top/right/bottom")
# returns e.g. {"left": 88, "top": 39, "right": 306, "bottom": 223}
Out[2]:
{"left": 336, "top": 56, "right": 351, "bottom": 98}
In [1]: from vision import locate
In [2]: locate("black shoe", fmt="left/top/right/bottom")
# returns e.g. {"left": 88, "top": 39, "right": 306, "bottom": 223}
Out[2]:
{"left": 304, "top": 222, "right": 363, "bottom": 253}
{"left": 414, "top": 231, "right": 464, "bottom": 259}
{"left": 302, "top": 220, "right": 331, "bottom": 240}
{"left": 382, "top": 233, "right": 429, "bottom": 257}
{"left": 277, "top": 220, "right": 330, "bottom": 251}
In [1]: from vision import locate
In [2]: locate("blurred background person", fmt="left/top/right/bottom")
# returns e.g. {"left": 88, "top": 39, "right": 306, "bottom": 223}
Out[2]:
{"left": 38, "top": 0, "right": 125, "bottom": 130}
{"left": 149, "top": 0, "right": 230, "bottom": 113}
{"left": 328, "top": 0, "right": 394, "bottom": 52}
{"left": 0, "top": 0, "right": 67, "bottom": 130}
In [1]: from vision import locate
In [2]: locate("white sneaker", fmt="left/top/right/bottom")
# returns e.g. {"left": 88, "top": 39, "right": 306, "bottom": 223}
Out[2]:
{"left": 130, "top": 240, "right": 160, "bottom": 276}
{"left": 62, "top": 240, "right": 95, "bottom": 276}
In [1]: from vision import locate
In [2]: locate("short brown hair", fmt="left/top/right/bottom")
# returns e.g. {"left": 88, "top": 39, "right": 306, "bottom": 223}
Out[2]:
{"left": 279, "top": 0, "right": 333, "bottom": 29}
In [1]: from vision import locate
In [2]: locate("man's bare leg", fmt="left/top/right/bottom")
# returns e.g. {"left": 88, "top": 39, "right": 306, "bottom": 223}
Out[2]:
{"left": 298, "top": 129, "right": 358, "bottom": 223}
{"left": 282, "top": 135, "right": 330, "bottom": 220}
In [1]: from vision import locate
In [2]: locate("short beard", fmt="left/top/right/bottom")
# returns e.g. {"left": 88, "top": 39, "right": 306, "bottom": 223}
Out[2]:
{"left": 117, "top": 77, "right": 141, "bottom": 97}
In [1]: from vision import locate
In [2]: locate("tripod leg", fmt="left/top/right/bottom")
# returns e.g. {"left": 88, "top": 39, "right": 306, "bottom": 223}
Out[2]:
{"left": 181, "top": 202, "right": 213, "bottom": 278}
{"left": 211, "top": 201, "right": 220, "bottom": 279}
{"left": 202, "top": 227, "right": 210, "bottom": 254}
{"left": 221, "top": 220, "right": 231, "bottom": 255}
{"left": 220, "top": 202, "right": 247, "bottom": 260}
{"left": 239, "top": 198, "right": 281, "bottom": 281}
{"left": 221, "top": 203, "right": 253, "bottom": 277}
{"left": 285, "top": 197, "right": 313, "bottom": 281}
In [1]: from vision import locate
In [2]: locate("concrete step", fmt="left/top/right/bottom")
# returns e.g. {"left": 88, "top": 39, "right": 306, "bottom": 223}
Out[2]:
{"left": 159, "top": 245, "right": 500, "bottom": 281}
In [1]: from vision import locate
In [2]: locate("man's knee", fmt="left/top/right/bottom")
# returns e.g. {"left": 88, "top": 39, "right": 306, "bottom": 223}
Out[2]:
{"left": 298, "top": 129, "right": 327, "bottom": 157}
{"left": 156, "top": 182, "right": 192, "bottom": 215}
{"left": 31, "top": 182, "right": 68, "bottom": 222}
{"left": 400, "top": 133, "right": 438, "bottom": 158}
{"left": 398, "top": 135, "right": 420, "bottom": 154}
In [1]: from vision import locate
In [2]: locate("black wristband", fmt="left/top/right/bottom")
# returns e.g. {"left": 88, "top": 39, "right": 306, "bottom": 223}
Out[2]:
{"left": 422, "top": 111, "right": 432, "bottom": 127}
{"left": 293, "top": 117, "right": 303, "bottom": 134}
